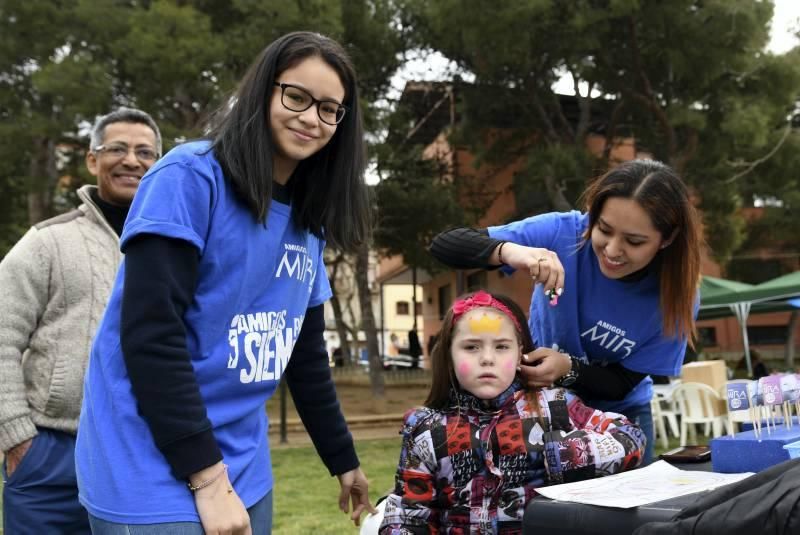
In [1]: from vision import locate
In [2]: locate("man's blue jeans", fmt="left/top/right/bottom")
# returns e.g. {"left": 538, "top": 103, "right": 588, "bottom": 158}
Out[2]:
{"left": 88, "top": 491, "right": 273, "bottom": 534}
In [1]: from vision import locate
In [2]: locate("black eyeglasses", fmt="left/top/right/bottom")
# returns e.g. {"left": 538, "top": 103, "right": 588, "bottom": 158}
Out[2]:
{"left": 93, "top": 143, "right": 159, "bottom": 163}
{"left": 273, "top": 82, "right": 347, "bottom": 125}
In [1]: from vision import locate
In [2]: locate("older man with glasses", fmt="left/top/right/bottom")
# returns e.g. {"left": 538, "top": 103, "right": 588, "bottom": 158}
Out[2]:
{"left": 0, "top": 106, "right": 161, "bottom": 534}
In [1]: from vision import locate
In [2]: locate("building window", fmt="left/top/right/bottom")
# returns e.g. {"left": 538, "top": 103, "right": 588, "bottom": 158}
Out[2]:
{"left": 396, "top": 301, "right": 409, "bottom": 315}
{"left": 438, "top": 284, "right": 452, "bottom": 320}
{"left": 747, "top": 326, "right": 787, "bottom": 346}
{"left": 466, "top": 271, "right": 488, "bottom": 291}
{"left": 697, "top": 327, "right": 717, "bottom": 347}
{"left": 414, "top": 301, "right": 422, "bottom": 315}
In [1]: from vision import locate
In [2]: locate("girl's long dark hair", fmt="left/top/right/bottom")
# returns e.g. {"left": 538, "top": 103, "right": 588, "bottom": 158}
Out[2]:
{"left": 425, "top": 292, "right": 535, "bottom": 410}
{"left": 581, "top": 159, "right": 702, "bottom": 343}
{"left": 207, "top": 31, "right": 370, "bottom": 252}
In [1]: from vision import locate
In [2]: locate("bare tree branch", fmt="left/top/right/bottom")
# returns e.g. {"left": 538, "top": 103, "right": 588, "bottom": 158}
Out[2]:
{"left": 543, "top": 172, "right": 574, "bottom": 211}
{"left": 530, "top": 89, "right": 561, "bottom": 144}
{"left": 724, "top": 121, "right": 793, "bottom": 184}
{"left": 569, "top": 65, "right": 592, "bottom": 144}
{"left": 404, "top": 85, "right": 453, "bottom": 145}
{"left": 604, "top": 99, "right": 626, "bottom": 163}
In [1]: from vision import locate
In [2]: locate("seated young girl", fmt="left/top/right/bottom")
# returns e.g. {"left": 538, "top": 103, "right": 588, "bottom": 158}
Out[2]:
{"left": 379, "top": 291, "right": 646, "bottom": 534}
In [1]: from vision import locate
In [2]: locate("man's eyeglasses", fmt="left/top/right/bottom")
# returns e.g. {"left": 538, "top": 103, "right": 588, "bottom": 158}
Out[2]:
{"left": 273, "top": 82, "right": 347, "bottom": 125}
{"left": 93, "top": 143, "right": 159, "bottom": 163}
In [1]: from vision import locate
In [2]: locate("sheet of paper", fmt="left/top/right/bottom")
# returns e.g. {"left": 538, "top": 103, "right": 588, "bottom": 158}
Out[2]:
{"left": 535, "top": 461, "right": 753, "bottom": 509}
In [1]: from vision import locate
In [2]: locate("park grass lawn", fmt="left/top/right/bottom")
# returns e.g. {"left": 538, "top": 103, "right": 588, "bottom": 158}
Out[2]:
{"left": 272, "top": 437, "right": 401, "bottom": 534}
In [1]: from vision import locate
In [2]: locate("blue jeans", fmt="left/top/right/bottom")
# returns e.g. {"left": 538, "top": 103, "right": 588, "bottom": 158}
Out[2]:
{"left": 88, "top": 491, "right": 272, "bottom": 534}
{"left": 2, "top": 428, "right": 90, "bottom": 534}
{"left": 623, "top": 403, "right": 655, "bottom": 465}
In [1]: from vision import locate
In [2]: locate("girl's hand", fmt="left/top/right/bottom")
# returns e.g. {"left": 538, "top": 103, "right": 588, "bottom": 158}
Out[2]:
{"left": 497, "top": 243, "right": 565, "bottom": 294}
{"left": 192, "top": 462, "right": 252, "bottom": 535}
{"left": 518, "top": 348, "right": 572, "bottom": 387}
{"left": 336, "top": 467, "right": 377, "bottom": 527}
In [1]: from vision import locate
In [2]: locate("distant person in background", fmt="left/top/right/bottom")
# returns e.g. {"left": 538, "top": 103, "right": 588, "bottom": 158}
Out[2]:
{"left": 388, "top": 333, "right": 400, "bottom": 357}
{"left": 0, "top": 107, "right": 161, "bottom": 534}
{"left": 737, "top": 349, "right": 770, "bottom": 380}
{"left": 333, "top": 346, "right": 345, "bottom": 368}
{"left": 408, "top": 329, "right": 422, "bottom": 369}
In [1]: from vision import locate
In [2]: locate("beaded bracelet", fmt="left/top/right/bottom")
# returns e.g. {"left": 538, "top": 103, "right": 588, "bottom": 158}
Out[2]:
{"left": 188, "top": 464, "right": 228, "bottom": 492}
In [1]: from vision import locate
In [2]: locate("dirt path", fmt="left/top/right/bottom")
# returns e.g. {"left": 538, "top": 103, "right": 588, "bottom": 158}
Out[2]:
{"left": 266, "top": 375, "right": 429, "bottom": 448}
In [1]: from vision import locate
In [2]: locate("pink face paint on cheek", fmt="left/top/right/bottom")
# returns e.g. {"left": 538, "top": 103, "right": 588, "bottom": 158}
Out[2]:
{"left": 457, "top": 362, "right": 471, "bottom": 376}
{"left": 504, "top": 360, "right": 517, "bottom": 372}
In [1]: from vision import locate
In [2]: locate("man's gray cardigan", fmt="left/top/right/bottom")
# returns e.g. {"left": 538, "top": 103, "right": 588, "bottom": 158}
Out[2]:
{"left": 0, "top": 185, "right": 121, "bottom": 452}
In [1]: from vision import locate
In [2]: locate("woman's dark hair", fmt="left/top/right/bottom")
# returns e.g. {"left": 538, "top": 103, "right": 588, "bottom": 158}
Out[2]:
{"left": 207, "top": 31, "right": 370, "bottom": 252}
{"left": 425, "top": 292, "right": 534, "bottom": 410}
{"left": 581, "top": 159, "right": 702, "bottom": 343}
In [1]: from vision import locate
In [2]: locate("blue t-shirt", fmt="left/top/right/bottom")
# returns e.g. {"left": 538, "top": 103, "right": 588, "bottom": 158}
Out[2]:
{"left": 489, "top": 211, "right": 687, "bottom": 413}
{"left": 76, "top": 141, "right": 332, "bottom": 523}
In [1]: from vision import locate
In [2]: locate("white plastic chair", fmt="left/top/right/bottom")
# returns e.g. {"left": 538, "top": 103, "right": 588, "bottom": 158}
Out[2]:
{"left": 651, "top": 395, "right": 680, "bottom": 449}
{"left": 671, "top": 382, "right": 729, "bottom": 446}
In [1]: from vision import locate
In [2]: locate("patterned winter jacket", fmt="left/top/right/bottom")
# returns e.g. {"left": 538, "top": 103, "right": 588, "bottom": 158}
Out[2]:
{"left": 379, "top": 380, "right": 646, "bottom": 534}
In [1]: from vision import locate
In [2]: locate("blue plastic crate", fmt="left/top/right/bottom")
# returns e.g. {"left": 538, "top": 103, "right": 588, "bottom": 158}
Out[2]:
{"left": 711, "top": 425, "right": 800, "bottom": 473}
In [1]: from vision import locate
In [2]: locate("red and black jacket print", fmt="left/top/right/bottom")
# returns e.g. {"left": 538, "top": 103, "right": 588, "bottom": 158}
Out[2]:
{"left": 380, "top": 380, "right": 646, "bottom": 534}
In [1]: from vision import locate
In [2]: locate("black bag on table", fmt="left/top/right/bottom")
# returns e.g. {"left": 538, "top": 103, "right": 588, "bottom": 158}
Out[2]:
{"left": 634, "top": 458, "right": 800, "bottom": 535}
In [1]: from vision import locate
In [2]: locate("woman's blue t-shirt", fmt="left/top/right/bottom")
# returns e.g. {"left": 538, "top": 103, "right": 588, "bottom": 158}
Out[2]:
{"left": 489, "top": 211, "right": 687, "bottom": 413}
{"left": 75, "top": 141, "right": 332, "bottom": 523}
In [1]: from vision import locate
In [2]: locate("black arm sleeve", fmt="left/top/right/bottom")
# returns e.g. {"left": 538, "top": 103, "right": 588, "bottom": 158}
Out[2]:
{"left": 571, "top": 361, "right": 649, "bottom": 401}
{"left": 432, "top": 229, "right": 647, "bottom": 401}
{"left": 284, "top": 305, "right": 359, "bottom": 476}
{"left": 121, "top": 234, "right": 222, "bottom": 479}
{"left": 429, "top": 227, "right": 504, "bottom": 270}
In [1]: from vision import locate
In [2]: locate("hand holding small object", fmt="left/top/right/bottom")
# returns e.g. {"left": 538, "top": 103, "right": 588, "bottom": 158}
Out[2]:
{"left": 496, "top": 242, "right": 565, "bottom": 295}
{"left": 518, "top": 348, "right": 572, "bottom": 388}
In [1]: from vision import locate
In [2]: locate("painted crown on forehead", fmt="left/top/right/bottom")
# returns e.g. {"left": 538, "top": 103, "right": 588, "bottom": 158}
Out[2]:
{"left": 467, "top": 313, "right": 503, "bottom": 335}
{"left": 451, "top": 290, "right": 522, "bottom": 333}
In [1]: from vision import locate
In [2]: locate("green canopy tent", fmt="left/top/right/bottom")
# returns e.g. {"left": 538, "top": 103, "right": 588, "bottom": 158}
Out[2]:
{"left": 699, "top": 275, "right": 754, "bottom": 306}
{"left": 734, "top": 271, "right": 800, "bottom": 304}
{"left": 698, "top": 276, "right": 757, "bottom": 375}
{"left": 698, "top": 273, "right": 800, "bottom": 375}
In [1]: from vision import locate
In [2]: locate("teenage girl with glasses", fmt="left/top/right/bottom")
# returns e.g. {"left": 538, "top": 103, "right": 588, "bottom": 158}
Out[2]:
{"left": 76, "top": 32, "right": 375, "bottom": 534}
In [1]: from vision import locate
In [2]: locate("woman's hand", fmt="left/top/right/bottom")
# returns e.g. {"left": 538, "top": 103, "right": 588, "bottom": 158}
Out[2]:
{"left": 518, "top": 348, "right": 572, "bottom": 388}
{"left": 496, "top": 243, "right": 565, "bottom": 294}
{"left": 337, "top": 467, "right": 377, "bottom": 527}
{"left": 192, "top": 462, "right": 252, "bottom": 535}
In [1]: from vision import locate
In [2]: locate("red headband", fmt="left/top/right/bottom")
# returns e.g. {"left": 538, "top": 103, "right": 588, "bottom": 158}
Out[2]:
{"left": 451, "top": 291, "right": 522, "bottom": 333}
